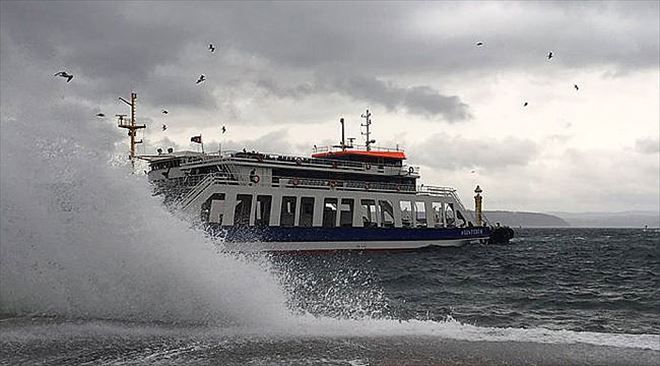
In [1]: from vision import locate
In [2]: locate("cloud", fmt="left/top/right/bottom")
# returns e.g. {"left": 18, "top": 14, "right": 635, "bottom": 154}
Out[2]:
{"left": 257, "top": 74, "right": 471, "bottom": 121}
{"left": 410, "top": 133, "right": 539, "bottom": 170}
{"left": 635, "top": 137, "right": 660, "bottom": 154}
{"left": 325, "top": 75, "right": 471, "bottom": 122}
{"left": 3, "top": 1, "right": 657, "bottom": 120}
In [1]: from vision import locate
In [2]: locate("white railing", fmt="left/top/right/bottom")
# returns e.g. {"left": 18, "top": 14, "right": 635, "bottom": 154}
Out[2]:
{"left": 313, "top": 144, "right": 405, "bottom": 154}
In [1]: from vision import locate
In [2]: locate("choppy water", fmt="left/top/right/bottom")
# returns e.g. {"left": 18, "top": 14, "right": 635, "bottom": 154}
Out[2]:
{"left": 1, "top": 109, "right": 659, "bottom": 364}
{"left": 275, "top": 228, "right": 660, "bottom": 335}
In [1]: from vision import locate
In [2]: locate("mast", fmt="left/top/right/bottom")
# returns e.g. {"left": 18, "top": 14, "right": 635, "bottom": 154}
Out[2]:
{"left": 117, "top": 92, "right": 146, "bottom": 167}
{"left": 360, "top": 109, "right": 375, "bottom": 151}
{"left": 339, "top": 117, "right": 346, "bottom": 150}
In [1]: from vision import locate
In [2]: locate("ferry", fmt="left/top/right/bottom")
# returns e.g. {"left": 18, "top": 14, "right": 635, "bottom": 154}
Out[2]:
{"left": 130, "top": 106, "right": 511, "bottom": 251}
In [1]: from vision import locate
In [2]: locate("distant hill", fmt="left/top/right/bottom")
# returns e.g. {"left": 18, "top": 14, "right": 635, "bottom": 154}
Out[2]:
{"left": 471, "top": 210, "right": 570, "bottom": 227}
{"left": 550, "top": 211, "right": 660, "bottom": 228}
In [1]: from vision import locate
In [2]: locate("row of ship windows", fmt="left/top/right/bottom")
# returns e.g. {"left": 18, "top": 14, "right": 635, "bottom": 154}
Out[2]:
{"left": 203, "top": 194, "right": 465, "bottom": 228}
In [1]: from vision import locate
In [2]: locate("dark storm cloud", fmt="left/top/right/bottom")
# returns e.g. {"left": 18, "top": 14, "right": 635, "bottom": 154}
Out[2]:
{"left": 325, "top": 74, "right": 471, "bottom": 122}
{"left": 258, "top": 74, "right": 471, "bottom": 122}
{"left": 2, "top": 1, "right": 658, "bottom": 122}
{"left": 0, "top": 1, "right": 217, "bottom": 110}
{"left": 410, "top": 133, "right": 539, "bottom": 170}
{"left": 207, "top": 1, "right": 659, "bottom": 72}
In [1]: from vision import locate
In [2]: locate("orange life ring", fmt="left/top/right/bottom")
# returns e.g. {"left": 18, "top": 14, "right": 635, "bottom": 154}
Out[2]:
{"left": 250, "top": 174, "right": 260, "bottom": 184}
{"left": 295, "top": 157, "right": 303, "bottom": 165}
{"left": 291, "top": 178, "right": 300, "bottom": 186}
{"left": 328, "top": 180, "right": 337, "bottom": 188}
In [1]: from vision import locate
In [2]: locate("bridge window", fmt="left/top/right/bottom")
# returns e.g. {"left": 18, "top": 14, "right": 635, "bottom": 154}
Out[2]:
{"left": 361, "top": 199, "right": 377, "bottom": 228}
{"left": 399, "top": 200, "right": 413, "bottom": 228}
{"left": 339, "top": 198, "right": 354, "bottom": 227}
{"left": 280, "top": 196, "right": 297, "bottom": 227}
{"left": 299, "top": 197, "right": 314, "bottom": 227}
{"left": 378, "top": 200, "right": 395, "bottom": 228}
{"left": 415, "top": 201, "right": 427, "bottom": 228}
{"left": 234, "top": 194, "right": 252, "bottom": 226}
{"left": 255, "top": 195, "right": 272, "bottom": 226}
{"left": 322, "top": 198, "right": 338, "bottom": 228}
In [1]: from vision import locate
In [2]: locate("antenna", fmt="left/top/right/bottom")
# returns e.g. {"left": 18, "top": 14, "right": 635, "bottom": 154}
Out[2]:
{"left": 360, "top": 108, "right": 375, "bottom": 151}
{"left": 117, "top": 92, "right": 146, "bottom": 169}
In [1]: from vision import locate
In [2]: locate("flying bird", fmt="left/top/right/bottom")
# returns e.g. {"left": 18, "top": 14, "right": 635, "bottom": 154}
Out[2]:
{"left": 54, "top": 71, "right": 73, "bottom": 82}
{"left": 470, "top": 170, "right": 476, "bottom": 174}
{"left": 162, "top": 110, "right": 168, "bottom": 114}
{"left": 221, "top": 125, "right": 226, "bottom": 134}
{"left": 547, "top": 51, "right": 553, "bottom": 60}
{"left": 574, "top": 84, "right": 579, "bottom": 91}
{"left": 96, "top": 113, "right": 105, "bottom": 118}
{"left": 196, "top": 74, "right": 206, "bottom": 84}
{"left": 162, "top": 124, "right": 167, "bottom": 131}
{"left": 209, "top": 43, "right": 215, "bottom": 53}
{"left": 523, "top": 102, "right": 529, "bottom": 107}
{"left": 476, "top": 42, "right": 484, "bottom": 46}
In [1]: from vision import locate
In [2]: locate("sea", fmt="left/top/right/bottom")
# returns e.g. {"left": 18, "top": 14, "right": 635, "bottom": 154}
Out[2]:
{"left": 1, "top": 117, "right": 659, "bottom": 365}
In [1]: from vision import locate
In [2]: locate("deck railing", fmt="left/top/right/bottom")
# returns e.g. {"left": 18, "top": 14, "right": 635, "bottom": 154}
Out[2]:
{"left": 173, "top": 173, "right": 463, "bottom": 208}
{"left": 313, "top": 144, "right": 404, "bottom": 153}
{"left": 178, "top": 150, "right": 418, "bottom": 175}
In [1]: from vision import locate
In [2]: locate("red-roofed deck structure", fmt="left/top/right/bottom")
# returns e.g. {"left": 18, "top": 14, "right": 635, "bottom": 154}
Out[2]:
{"left": 312, "top": 149, "right": 406, "bottom": 162}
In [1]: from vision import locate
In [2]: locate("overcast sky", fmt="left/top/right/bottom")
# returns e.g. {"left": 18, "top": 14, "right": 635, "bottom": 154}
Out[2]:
{"left": 1, "top": 1, "right": 658, "bottom": 213}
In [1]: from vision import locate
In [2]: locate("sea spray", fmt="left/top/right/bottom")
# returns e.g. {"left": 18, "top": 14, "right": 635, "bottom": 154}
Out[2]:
{"left": 0, "top": 102, "right": 293, "bottom": 327}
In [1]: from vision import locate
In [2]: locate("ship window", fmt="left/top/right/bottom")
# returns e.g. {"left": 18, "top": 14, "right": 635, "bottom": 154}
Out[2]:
{"left": 399, "top": 200, "right": 413, "bottom": 228}
{"left": 202, "top": 193, "right": 225, "bottom": 224}
{"left": 280, "top": 196, "right": 297, "bottom": 227}
{"left": 415, "top": 201, "right": 427, "bottom": 228}
{"left": 378, "top": 200, "right": 395, "bottom": 228}
{"left": 339, "top": 199, "right": 354, "bottom": 227}
{"left": 432, "top": 202, "right": 444, "bottom": 227}
{"left": 234, "top": 194, "right": 252, "bottom": 226}
{"left": 323, "top": 198, "right": 338, "bottom": 228}
{"left": 445, "top": 203, "right": 456, "bottom": 227}
{"left": 255, "top": 195, "right": 272, "bottom": 226}
{"left": 299, "top": 197, "right": 314, "bottom": 227}
{"left": 360, "top": 199, "right": 377, "bottom": 228}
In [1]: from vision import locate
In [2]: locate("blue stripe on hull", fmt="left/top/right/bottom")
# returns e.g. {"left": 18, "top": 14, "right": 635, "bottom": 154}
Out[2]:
{"left": 207, "top": 225, "right": 491, "bottom": 243}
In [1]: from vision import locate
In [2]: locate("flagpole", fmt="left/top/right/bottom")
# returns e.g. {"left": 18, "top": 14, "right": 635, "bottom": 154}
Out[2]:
{"left": 201, "top": 134, "right": 205, "bottom": 154}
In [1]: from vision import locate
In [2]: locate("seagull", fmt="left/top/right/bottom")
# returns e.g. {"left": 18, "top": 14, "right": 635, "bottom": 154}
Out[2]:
{"left": 96, "top": 113, "right": 105, "bottom": 118}
{"left": 476, "top": 42, "right": 484, "bottom": 46}
{"left": 162, "top": 124, "right": 167, "bottom": 131}
{"left": 221, "top": 125, "right": 226, "bottom": 134}
{"left": 209, "top": 43, "right": 215, "bottom": 53}
{"left": 54, "top": 71, "right": 73, "bottom": 82}
{"left": 523, "top": 102, "right": 529, "bottom": 107}
{"left": 196, "top": 74, "right": 206, "bottom": 84}
{"left": 162, "top": 109, "right": 168, "bottom": 114}
{"left": 547, "top": 51, "right": 553, "bottom": 60}
{"left": 574, "top": 84, "right": 579, "bottom": 91}
{"left": 470, "top": 170, "right": 476, "bottom": 174}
